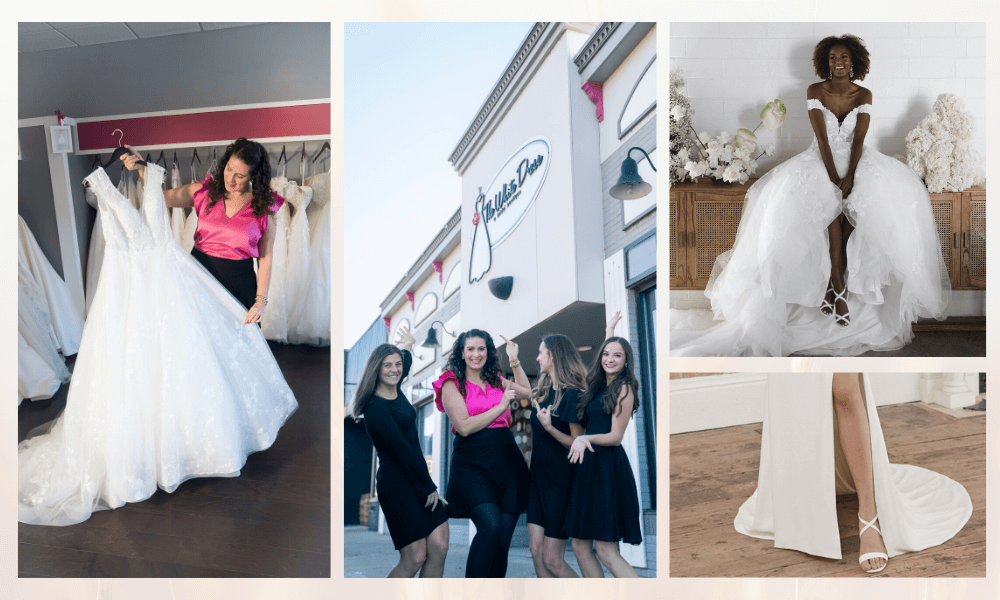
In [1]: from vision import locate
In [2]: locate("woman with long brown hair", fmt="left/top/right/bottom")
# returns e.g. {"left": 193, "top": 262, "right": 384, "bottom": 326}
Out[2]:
{"left": 350, "top": 328, "right": 449, "bottom": 577}
{"left": 564, "top": 336, "right": 642, "bottom": 578}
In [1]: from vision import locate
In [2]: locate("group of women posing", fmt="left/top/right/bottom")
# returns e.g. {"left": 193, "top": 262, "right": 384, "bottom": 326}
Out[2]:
{"left": 349, "top": 313, "right": 643, "bottom": 578}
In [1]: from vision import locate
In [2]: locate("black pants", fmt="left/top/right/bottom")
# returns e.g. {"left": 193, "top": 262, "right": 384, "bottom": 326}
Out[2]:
{"left": 191, "top": 248, "right": 256, "bottom": 310}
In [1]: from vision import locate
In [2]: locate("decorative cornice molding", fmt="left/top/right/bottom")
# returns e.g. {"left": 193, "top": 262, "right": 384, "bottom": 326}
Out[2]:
{"left": 448, "top": 22, "right": 552, "bottom": 170}
{"left": 573, "top": 22, "right": 620, "bottom": 73}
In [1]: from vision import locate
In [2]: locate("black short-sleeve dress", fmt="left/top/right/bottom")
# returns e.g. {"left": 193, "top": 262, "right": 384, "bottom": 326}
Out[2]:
{"left": 526, "top": 388, "right": 579, "bottom": 540}
{"left": 563, "top": 386, "right": 643, "bottom": 545}
{"left": 362, "top": 351, "right": 447, "bottom": 550}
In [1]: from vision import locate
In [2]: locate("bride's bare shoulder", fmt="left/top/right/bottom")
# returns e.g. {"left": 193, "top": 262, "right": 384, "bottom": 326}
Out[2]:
{"left": 806, "top": 82, "right": 827, "bottom": 99}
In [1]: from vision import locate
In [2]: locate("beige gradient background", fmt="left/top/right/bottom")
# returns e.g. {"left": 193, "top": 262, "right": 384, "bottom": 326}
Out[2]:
{"left": 6, "top": 2, "right": 997, "bottom": 599}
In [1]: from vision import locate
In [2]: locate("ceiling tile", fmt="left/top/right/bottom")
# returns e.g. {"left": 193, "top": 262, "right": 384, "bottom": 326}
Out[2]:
{"left": 126, "top": 22, "right": 201, "bottom": 38}
{"left": 18, "top": 23, "right": 53, "bottom": 33}
{"left": 18, "top": 30, "right": 76, "bottom": 52}
{"left": 58, "top": 22, "right": 137, "bottom": 46}
{"left": 199, "top": 23, "right": 262, "bottom": 31}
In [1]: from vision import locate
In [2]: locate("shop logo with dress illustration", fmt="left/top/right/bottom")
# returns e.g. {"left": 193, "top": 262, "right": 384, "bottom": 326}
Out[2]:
{"left": 469, "top": 137, "right": 550, "bottom": 284}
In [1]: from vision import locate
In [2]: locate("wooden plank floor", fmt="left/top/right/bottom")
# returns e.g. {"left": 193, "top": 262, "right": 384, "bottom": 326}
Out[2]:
{"left": 670, "top": 402, "right": 986, "bottom": 578}
{"left": 18, "top": 342, "right": 330, "bottom": 578}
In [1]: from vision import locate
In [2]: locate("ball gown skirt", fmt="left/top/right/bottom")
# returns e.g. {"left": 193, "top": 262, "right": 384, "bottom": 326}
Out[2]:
{"left": 18, "top": 164, "right": 298, "bottom": 526}
{"left": 734, "top": 374, "right": 972, "bottom": 559}
{"left": 671, "top": 100, "right": 951, "bottom": 357}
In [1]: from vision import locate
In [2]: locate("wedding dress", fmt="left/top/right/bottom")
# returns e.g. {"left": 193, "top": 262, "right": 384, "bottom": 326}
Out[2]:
{"left": 288, "top": 171, "right": 330, "bottom": 346}
{"left": 84, "top": 186, "right": 105, "bottom": 317}
{"left": 671, "top": 100, "right": 951, "bottom": 356}
{"left": 18, "top": 163, "right": 298, "bottom": 526}
{"left": 260, "top": 176, "right": 292, "bottom": 342}
{"left": 281, "top": 179, "right": 313, "bottom": 330}
{"left": 735, "top": 374, "right": 972, "bottom": 559}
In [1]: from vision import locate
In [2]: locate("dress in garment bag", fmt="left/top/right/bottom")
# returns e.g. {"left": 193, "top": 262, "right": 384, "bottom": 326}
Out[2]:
{"left": 18, "top": 163, "right": 298, "bottom": 526}
{"left": 671, "top": 100, "right": 951, "bottom": 357}
{"left": 734, "top": 374, "right": 972, "bottom": 559}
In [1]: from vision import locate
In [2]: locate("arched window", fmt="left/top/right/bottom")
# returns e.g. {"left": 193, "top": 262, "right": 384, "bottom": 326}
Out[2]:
{"left": 392, "top": 319, "right": 411, "bottom": 347}
{"left": 618, "top": 55, "right": 656, "bottom": 139}
{"left": 414, "top": 293, "right": 438, "bottom": 325}
{"left": 444, "top": 262, "right": 462, "bottom": 299}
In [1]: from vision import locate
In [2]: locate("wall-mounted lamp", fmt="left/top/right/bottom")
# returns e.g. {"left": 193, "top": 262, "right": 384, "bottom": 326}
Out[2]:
{"left": 610, "top": 146, "right": 657, "bottom": 200}
{"left": 488, "top": 276, "right": 513, "bottom": 300}
{"left": 422, "top": 320, "right": 456, "bottom": 349}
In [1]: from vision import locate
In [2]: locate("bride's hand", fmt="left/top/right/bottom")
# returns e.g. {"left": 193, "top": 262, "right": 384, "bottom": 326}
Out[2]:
{"left": 121, "top": 145, "right": 145, "bottom": 179}
{"left": 838, "top": 173, "right": 855, "bottom": 198}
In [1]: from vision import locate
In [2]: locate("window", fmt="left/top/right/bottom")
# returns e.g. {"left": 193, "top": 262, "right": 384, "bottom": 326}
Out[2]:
{"left": 444, "top": 262, "right": 462, "bottom": 299}
{"left": 414, "top": 293, "right": 438, "bottom": 325}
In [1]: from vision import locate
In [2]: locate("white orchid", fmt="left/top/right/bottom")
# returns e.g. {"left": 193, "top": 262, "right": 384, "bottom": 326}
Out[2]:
{"left": 670, "top": 104, "right": 687, "bottom": 121}
{"left": 722, "top": 165, "right": 741, "bottom": 183}
{"left": 698, "top": 131, "right": 711, "bottom": 144}
{"left": 678, "top": 147, "right": 690, "bottom": 164}
{"left": 765, "top": 142, "right": 776, "bottom": 156}
{"left": 734, "top": 128, "right": 757, "bottom": 152}
{"left": 738, "top": 171, "right": 749, "bottom": 184}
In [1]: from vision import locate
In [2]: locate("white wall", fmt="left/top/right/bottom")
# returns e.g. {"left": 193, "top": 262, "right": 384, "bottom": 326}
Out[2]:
{"left": 670, "top": 372, "right": 921, "bottom": 434}
{"left": 670, "top": 22, "right": 987, "bottom": 171}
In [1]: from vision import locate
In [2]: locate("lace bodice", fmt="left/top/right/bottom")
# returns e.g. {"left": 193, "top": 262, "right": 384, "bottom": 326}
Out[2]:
{"left": 84, "top": 164, "right": 170, "bottom": 252}
{"left": 807, "top": 99, "right": 871, "bottom": 145}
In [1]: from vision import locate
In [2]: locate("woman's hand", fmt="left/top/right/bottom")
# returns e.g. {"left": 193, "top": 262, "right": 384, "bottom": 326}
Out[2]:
{"left": 425, "top": 491, "right": 448, "bottom": 512}
{"left": 394, "top": 324, "right": 416, "bottom": 351}
{"left": 502, "top": 379, "right": 518, "bottom": 410}
{"left": 499, "top": 334, "right": 519, "bottom": 363}
{"left": 532, "top": 398, "right": 552, "bottom": 429}
{"left": 121, "top": 145, "right": 145, "bottom": 179}
{"left": 244, "top": 300, "right": 265, "bottom": 324}
{"left": 568, "top": 435, "right": 594, "bottom": 464}
{"left": 838, "top": 173, "right": 855, "bottom": 198}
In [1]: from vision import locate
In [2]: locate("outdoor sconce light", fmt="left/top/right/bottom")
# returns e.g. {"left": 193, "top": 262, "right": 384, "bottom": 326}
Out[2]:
{"left": 422, "top": 320, "right": 455, "bottom": 349}
{"left": 610, "top": 146, "right": 657, "bottom": 200}
{"left": 488, "top": 276, "right": 513, "bottom": 300}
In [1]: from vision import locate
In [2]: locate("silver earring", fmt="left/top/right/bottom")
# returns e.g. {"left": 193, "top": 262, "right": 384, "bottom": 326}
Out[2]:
{"left": 849, "top": 67, "right": 854, "bottom": 79}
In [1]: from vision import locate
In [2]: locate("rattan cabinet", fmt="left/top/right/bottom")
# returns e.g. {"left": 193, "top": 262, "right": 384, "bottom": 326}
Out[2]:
{"left": 670, "top": 181, "right": 985, "bottom": 291}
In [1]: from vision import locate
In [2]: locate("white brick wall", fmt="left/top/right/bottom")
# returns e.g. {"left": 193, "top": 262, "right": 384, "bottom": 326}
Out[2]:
{"left": 670, "top": 22, "right": 987, "bottom": 170}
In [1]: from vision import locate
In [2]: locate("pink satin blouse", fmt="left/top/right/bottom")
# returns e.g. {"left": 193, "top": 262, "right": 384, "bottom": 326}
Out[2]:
{"left": 191, "top": 177, "right": 284, "bottom": 260}
{"left": 433, "top": 370, "right": 511, "bottom": 433}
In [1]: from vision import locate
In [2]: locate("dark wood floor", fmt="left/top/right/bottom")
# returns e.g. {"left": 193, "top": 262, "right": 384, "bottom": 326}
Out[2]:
{"left": 670, "top": 402, "right": 985, "bottom": 577}
{"left": 18, "top": 342, "right": 330, "bottom": 578}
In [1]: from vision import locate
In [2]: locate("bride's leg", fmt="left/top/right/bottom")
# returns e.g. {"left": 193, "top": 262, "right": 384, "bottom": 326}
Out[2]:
{"left": 827, "top": 216, "right": 849, "bottom": 322}
{"left": 832, "top": 373, "right": 886, "bottom": 572}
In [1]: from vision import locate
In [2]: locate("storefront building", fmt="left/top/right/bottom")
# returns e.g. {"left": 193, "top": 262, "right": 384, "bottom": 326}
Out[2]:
{"left": 367, "top": 22, "right": 656, "bottom": 576}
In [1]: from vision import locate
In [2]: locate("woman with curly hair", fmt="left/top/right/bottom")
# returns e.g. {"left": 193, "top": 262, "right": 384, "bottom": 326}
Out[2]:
{"left": 563, "top": 336, "right": 642, "bottom": 578}
{"left": 671, "top": 34, "right": 950, "bottom": 356}
{"left": 123, "top": 138, "right": 282, "bottom": 323}
{"left": 433, "top": 329, "right": 531, "bottom": 578}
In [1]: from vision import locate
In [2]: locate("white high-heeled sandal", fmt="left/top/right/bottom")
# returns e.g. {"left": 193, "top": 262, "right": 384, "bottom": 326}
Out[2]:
{"left": 858, "top": 513, "right": 888, "bottom": 573}
{"left": 820, "top": 280, "right": 836, "bottom": 315}
{"left": 832, "top": 282, "right": 850, "bottom": 328}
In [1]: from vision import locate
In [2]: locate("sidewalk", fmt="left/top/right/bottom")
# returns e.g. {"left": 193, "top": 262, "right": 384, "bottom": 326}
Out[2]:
{"left": 345, "top": 526, "right": 606, "bottom": 578}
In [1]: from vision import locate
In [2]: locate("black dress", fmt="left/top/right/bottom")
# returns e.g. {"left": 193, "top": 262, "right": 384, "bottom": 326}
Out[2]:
{"left": 563, "top": 385, "right": 642, "bottom": 545}
{"left": 526, "top": 388, "right": 579, "bottom": 540}
{"left": 363, "top": 351, "right": 448, "bottom": 550}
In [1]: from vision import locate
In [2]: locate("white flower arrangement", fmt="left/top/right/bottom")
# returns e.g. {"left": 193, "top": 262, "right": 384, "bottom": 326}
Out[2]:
{"left": 905, "top": 93, "right": 986, "bottom": 193}
{"left": 670, "top": 79, "right": 786, "bottom": 185}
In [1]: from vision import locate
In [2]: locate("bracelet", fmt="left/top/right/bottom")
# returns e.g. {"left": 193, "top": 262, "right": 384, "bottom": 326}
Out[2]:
{"left": 255, "top": 295, "right": 268, "bottom": 306}
{"left": 509, "top": 359, "right": 521, "bottom": 369}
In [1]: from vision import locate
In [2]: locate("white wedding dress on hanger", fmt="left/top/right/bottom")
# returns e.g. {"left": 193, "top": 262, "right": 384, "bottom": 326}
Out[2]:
{"left": 671, "top": 100, "right": 950, "bottom": 357}
{"left": 735, "top": 373, "right": 972, "bottom": 560}
{"left": 260, "top": 176, "right": 292, "bottom": 342}
{"left": 18, "top": 163, "right": 298, "bottom": 526}
{"left": 84, "top": 185, "right": 105, "bottom": 318}
{"left": 282, "top": 180, "right": 312, "bottom": 334}
{"left": 288, "top": 170, "right": 330, "bottom": 346}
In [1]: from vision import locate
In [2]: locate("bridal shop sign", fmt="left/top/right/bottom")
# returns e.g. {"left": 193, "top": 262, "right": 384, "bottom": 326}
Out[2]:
{"left": 469, "top": 137, "right": 550, "bottom": 284}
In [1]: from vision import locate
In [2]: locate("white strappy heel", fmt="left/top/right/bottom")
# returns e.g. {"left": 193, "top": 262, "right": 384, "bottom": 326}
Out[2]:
{"left": 858, "top": 513, "right": 888, "bottom": 573}
{"left": 820, "top": 280, "right": 836, "bottom": 316}
{"left": 832, "top": 281, "right": 850, "bottom": 328}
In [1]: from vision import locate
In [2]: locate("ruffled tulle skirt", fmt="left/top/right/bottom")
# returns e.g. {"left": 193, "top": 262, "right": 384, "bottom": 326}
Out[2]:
{"left": 671, "top": 142, "right": 950, "bottom": 357}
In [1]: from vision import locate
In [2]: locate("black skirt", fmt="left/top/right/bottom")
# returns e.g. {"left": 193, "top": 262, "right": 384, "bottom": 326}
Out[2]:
{"left": 191, "top": 248, "right": 257, "bottom": 310}
{"left": 377, "top": 480, "right": 449, "bottom": 551}
{"left": 563, "top": 444, "right": 643, "bottom": 545}
{"left": 446, "top": 427, "right": 529, "bottom": 518}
